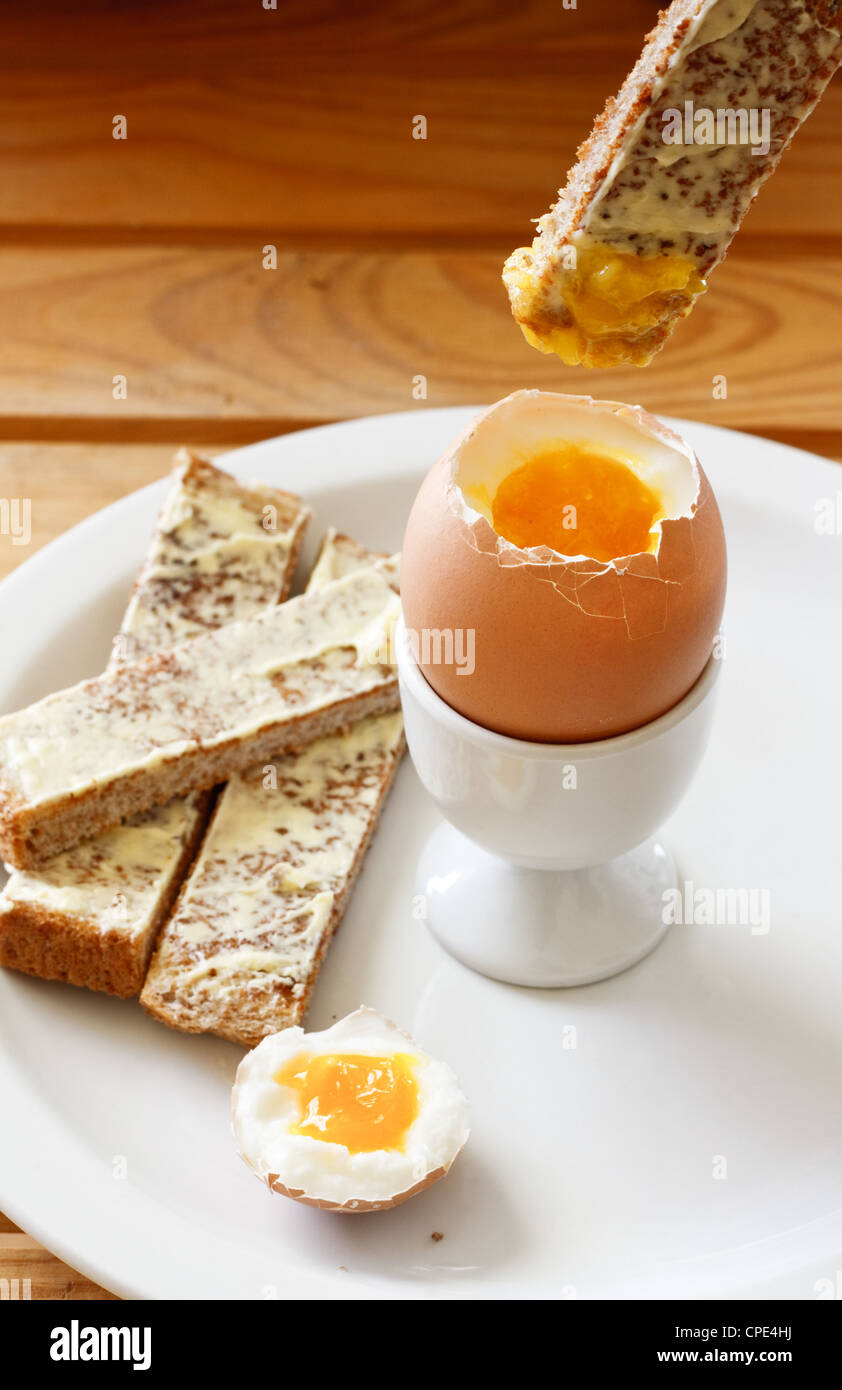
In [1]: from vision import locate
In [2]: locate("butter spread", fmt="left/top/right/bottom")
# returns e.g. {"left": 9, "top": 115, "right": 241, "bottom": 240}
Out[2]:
{"left": 121, "top": 457, "right": 309, "bottom": 655}
{"left": 3, "top": 798, "right": 203, "bottom": 928}
{"left": 0, "top": 562, "right": 400, "bottom": 808}
{"left": 143, "top": 711, "right": 404, "bottom": 1015}
{"left": 684, "top": 0, "right": 758, "bottom": 54}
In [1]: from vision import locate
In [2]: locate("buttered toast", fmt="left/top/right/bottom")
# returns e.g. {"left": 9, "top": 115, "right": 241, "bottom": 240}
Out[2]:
{"left": 504, "top": 0, "right": 842, "bottom": 366}
{"left": 0, "top": 454, "right": 310, "bottom": 995}
{"left": 0, "top": 554, "right": 400, "bottom": 870}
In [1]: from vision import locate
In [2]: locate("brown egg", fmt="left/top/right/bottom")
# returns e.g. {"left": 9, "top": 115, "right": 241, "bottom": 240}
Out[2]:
{"left": 401, "top": 390, "right": 727, "bottom": 743}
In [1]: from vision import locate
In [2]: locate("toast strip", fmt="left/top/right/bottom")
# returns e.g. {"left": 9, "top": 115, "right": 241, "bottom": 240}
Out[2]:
{"left": 141, "top": 531, "right": 405, "bottom": 1048}
{"left": 504, "top": 0, "right": 842, "bottom": 366}
{"left": 0, "top": 454, "right": 311, "bottom": 994}
{"left": 0, "top": 559, "right": 400, "bottom": 870}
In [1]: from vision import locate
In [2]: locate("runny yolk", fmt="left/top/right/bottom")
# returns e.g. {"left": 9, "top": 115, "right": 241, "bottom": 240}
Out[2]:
{"left": 490, "top": 445, "right": 663, "bottom": 562}
{"left": 275, "top": 1051, "right": 419, "bottom": 1153}
{"left": 503, "top": 242, "right": 706, "bottom": 367}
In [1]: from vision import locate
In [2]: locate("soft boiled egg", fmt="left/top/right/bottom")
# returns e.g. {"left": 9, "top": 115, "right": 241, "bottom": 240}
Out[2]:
{"left": 232, "top": 1007, "right": 470, "bottom": 1212}
{"left": 401, "top": 389, "right": 727, "bottom": 742}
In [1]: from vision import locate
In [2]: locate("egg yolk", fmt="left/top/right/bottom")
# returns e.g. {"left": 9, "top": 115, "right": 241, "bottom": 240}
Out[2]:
{"left": 491, "top": 445, "right": 662, "bottom": 561}
{"left": 276, "top": 1052, "right": 419, "bottom": 1153}
{"left": 503, "top": 242, "right": 706, "bottom": 367}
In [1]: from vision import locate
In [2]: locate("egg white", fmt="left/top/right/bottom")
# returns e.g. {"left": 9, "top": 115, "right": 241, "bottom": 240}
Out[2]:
{"left": 452, "top": 388, "right": 700, "bottom": 563}
{"left": 232, "top": 1007, "right": 470, "bottom": 1210}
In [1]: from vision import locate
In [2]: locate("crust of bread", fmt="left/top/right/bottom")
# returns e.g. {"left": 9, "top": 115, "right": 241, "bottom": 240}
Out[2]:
{"left": 545, "top": 0, "right": 705, "bottom": 251}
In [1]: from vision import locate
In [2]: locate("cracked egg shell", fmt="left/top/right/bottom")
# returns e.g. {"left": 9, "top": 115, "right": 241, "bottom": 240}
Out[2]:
{"left": 232, "top": 1008, "right": 470, "bottom": 1213}
{"left": 401, "top": 389, "right": 727, "bottom": 743}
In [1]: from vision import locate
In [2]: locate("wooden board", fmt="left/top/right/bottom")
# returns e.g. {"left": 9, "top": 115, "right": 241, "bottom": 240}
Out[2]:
{"left": 0, "top": 245, "right": 840, "bottom": 440}
{"left": 0, "top": 1217, "right": 115, "bottom": 1301}
{"left": 1, "top": 0, "right": 839, "bottom": 239}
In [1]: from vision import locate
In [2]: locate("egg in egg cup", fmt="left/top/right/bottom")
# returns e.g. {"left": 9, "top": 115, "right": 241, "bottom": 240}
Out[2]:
{"left": 399, "top": 390, "right": 726, "bottom": 987}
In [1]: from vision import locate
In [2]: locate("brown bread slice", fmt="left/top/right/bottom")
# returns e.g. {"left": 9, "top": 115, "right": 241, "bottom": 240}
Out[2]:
{"left": 0, "top": 554, "right": 400, "bottom": 870}
{"left": 0, "top": 454, "right": 310, "bottom": 995}
{"left": 141, "top": 530, "right": 405, "bottom": 1047}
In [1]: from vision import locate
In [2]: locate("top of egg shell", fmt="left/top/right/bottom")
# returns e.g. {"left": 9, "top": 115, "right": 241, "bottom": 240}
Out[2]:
{"left": 232, "top": 1007, "right": 470, "bottom": 1213}
{"left": 401, "top": 389, "right": 727, "bottom": 743}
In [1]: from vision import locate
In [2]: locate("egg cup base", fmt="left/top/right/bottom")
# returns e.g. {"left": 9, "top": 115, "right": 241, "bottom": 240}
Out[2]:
{"left": 417, "top": 822, "right": 675, "bottom": 987}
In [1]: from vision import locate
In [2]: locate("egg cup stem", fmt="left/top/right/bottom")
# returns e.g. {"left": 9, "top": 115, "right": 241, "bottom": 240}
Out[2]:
{"left": 397, "top": 615, "right": 721, "bottom": 988}
{"left": 417, "top": 824, "right": 675, "bottom": 987}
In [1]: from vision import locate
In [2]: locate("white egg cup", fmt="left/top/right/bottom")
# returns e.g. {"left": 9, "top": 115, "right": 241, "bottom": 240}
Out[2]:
{"left": 396, "top": 616, "right": 721, "bottom": 988}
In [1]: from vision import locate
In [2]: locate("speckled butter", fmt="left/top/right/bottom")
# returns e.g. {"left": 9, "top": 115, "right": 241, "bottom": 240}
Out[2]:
{"left": 0, "top": 563, "right": 400, "bottom": 816}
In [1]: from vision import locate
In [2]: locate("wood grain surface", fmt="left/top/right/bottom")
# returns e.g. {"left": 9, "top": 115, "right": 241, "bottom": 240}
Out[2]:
{"left": 1, "top": 1, "right": 839, "bottom": 239}
{"left": 0, "top": 244, "right": 840, "bottom": 441}
{"left": 0, "top": 0, "right": 840, "bottom": 1300}
{"left": 0, "top": 1214, "right": 116, "bottom": 1300}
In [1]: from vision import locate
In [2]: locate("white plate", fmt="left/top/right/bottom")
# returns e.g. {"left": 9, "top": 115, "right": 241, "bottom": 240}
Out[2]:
{"left": 1, "top": 408, "right": 840, "bottom": 1301}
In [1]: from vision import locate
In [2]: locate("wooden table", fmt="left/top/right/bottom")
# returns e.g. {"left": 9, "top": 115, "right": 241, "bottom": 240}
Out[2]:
{"left": 1, "top": 0, "right": 840, "bottom": 1300}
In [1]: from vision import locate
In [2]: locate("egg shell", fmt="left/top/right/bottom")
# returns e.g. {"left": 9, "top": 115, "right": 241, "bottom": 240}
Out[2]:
{"left": 401, "top": 391, "right": 727, "bottom": 743}
{"left": 264, "top": 1166, "right": 450, "bottom": 1214}
{"left": 232, "top": 1006, "right": 470, "bottom": 1213}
